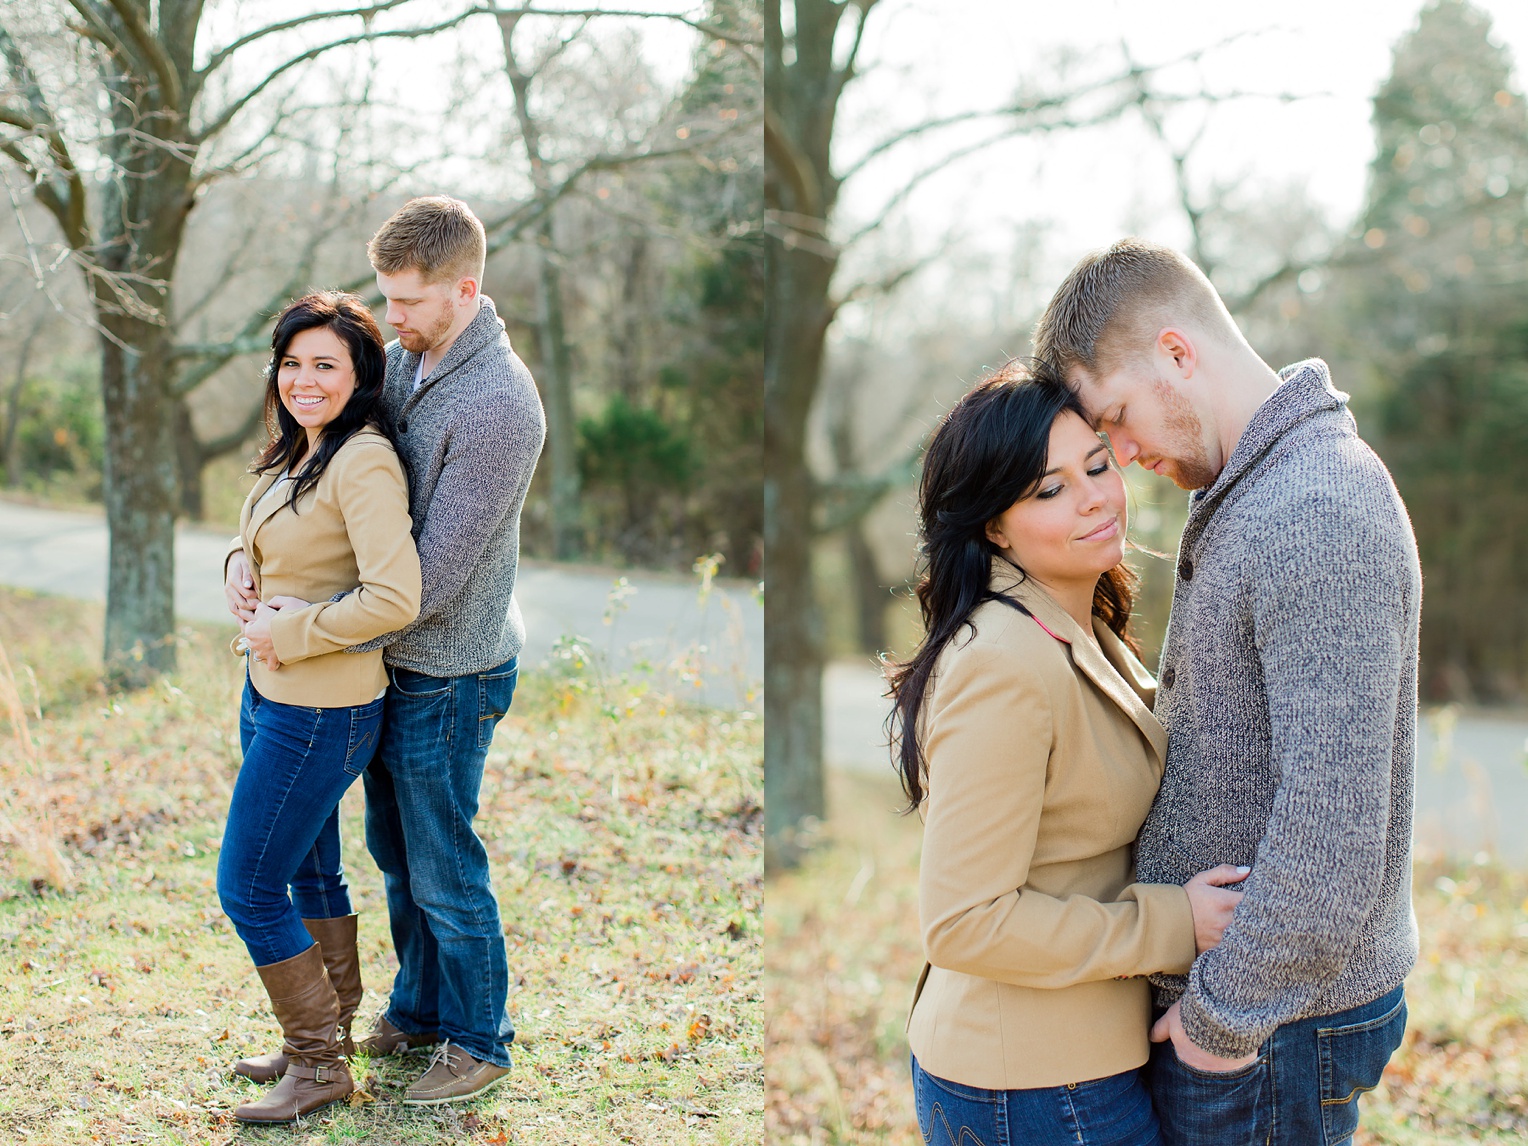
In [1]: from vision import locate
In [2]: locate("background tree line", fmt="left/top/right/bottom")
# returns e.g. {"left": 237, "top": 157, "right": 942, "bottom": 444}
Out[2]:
{"left": 767, "top": 0, "right": 1528, "bottom": 861}
{"left": 0, "top": 0, "right": 761, "bottom": 687}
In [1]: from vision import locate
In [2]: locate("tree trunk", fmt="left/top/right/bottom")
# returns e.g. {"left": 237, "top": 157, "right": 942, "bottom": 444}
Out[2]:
{"left": 174, "top": 399, "right": 205, "bottom": 520}
{"left": 531, "top": 223, "right": 581, "bottom": 560}
{"left": 500, "top": 12, "right": 582, "bottom": 560}
{"left": 99, "top": 322, "right": 181, "bottom": 687}
{"left": 844, "top": 520, "right": 888, "bottom": 654}
{"left": 616, "top": 234, "right": 647, "bottom": 400}
{"left": 763, "top": 222, "right": 838, "bottom": 868}
{"left": 1, "top": 323, "right": 37, "bottom": 487}
{"left": 764, "top": 0, "right": 859, "bottom": 866}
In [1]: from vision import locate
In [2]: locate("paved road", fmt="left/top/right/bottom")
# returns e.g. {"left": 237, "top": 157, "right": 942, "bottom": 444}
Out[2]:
{"left": 0, "top": 499, "right": 761, "bottom": 710}
{"left": 825, "top": 658, "right": 1528, "bottom": 865}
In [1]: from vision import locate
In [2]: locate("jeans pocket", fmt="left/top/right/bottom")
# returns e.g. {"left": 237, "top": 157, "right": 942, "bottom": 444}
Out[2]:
{"left": 389, "top": 667, "right": 453, "bottom": 743}
{"left": 910, "top": 1057, "right": 1000, "bottom": 1146}
{"left": 1153, "top": 1042, "right": 1269, "bottom": 1146}
{"left": 477, "top": 665, "right": 518, "bottom": 749}
{"left": 344, "top": 697, "right": 386, "bottom": 777}
{"left": 1318, "top": 993, "right": 1407, "bottom": 1145}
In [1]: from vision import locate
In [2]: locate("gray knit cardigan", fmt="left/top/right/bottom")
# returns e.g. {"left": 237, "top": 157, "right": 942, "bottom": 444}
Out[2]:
{"left": 350, "top": 296, "right": 545, "bottom": 676}
{"left": 1134, "top": 359, "right": 1421, "bottom": 1059}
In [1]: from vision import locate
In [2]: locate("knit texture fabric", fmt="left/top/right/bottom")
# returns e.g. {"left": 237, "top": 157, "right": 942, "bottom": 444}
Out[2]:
{"left": 1134, "top": 359, "right": 1421, "bottom": 1059}
{"left": 348, "top": 296, "right": 545, "bottom": 676}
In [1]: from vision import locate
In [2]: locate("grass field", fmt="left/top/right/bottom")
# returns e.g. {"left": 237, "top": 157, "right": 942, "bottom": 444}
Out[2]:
{"left": 765, "top": 769, "right": 1528, "bottom": 1146}
{"left": 0, "top": 586, "right": 762, "bottom": 1145}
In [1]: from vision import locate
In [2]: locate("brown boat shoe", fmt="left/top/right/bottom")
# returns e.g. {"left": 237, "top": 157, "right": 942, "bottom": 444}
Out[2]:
{"left": 355, "top": 1013, "right": 439, "bottom": 1057}
{"left": 401, "top": 1041, "right": 510, "bottom": 1105}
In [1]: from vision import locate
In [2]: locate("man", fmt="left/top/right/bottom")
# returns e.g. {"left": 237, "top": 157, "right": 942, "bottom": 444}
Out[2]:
{"left": 227, "top": 196, "right": 545, "bottom": 1104}
{"left": 1032, "top": 237, "right": 1420, "bottom": 1144}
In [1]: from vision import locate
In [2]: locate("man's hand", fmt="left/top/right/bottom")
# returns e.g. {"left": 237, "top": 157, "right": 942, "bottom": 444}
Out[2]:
{"left": 225, "top": 551, "right": 259, "bottom": 625}
{"left": 1150, "top": 1000, "right": 1259, "bottom": 1073}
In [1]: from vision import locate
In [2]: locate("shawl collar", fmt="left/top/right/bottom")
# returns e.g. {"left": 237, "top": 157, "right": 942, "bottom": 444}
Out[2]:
{"left": 989, "top": 556, "right": 1167, "bottom": 764}
{"left": 1181, "top": 358, "right": 1349, "bottom": 555}
{"left": 397, "top": 295, "right": 509, "bottom": 410}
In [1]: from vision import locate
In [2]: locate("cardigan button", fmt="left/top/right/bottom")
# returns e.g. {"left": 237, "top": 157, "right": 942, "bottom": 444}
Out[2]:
{"left": 1161, "top": 666, "right": 1176, "bottom": 689}
{"left": 1178, "top": 558, "right": 1193, "bottom": 581}
{"left": 398, "top": 419, "right": 409, "bottom": 433}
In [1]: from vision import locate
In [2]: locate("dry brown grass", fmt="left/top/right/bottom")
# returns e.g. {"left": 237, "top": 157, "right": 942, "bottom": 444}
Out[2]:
{"left": 0, "top": 586, "right": 762, "bottom": 1145}
{"left": 765, "top": 768, "right": 1528, "bottom": 1146}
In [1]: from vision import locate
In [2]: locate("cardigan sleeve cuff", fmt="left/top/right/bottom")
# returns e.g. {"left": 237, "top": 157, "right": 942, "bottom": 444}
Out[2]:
{"left": 1178, "top": 981, "right": 1267, "bottom": 1059}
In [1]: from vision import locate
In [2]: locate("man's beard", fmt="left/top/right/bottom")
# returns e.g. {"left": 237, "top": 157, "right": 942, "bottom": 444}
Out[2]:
{"left": 1153, "top": 376, "right": 1218, "bottom": 490}
{"left": 397, "top": 306, "right": 453, "bottom": 354}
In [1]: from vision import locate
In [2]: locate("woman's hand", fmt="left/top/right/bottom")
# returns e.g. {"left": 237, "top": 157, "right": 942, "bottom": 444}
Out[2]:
{"left": 243, "top": 597, "right": 308, "bottom": 671}
{"left": 1184, "top": 864, "right": 1251, "bottom": 954}
{"left": 225, "top": 551, "right": 259, "bottom": 624}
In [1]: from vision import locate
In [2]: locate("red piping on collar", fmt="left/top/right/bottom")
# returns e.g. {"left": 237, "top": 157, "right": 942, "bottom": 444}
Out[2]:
{"left": 1029, "top": 615, "right": 1070, "bottom": 644}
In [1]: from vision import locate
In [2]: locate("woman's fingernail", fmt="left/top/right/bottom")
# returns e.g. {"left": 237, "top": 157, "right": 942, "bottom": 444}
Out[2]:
{"left": 1236, "top": 866, "right": 1251, "bottom": 874}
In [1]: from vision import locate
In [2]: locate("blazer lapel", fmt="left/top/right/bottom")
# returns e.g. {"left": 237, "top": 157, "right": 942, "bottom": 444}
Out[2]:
{"left": 243, "top": 471, "right": 285, "bottom": 546}
{"left": 995, "top": 559, "right": 1168, "bottom": 765}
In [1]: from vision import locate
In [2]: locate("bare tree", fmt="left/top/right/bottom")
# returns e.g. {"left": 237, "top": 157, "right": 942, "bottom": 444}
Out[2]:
{"left": 0, "top": 0, "right": 482, "bottom": 686}
{"left": 487, "top": 1, "right": 760, "bottom": 559}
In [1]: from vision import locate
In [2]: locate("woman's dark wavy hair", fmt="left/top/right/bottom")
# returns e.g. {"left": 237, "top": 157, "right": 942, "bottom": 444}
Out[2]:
{"left": 886, "top": 357, "right": 1139, "bottom": 809}
{"left": 252, "top": 291, "right": 392, "bottom": 510}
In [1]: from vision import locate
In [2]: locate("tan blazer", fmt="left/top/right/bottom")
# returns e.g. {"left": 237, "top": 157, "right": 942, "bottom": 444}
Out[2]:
{"left": 235, "top": 429, "right": 421, "bottom": 707}
{"left": 906, "top": 557, "right": 1196, "bottom": 1090}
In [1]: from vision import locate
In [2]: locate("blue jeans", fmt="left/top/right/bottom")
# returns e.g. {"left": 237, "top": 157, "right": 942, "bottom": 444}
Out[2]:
{"left": 363, "top": 657, "right": 519, "bottom": 1067}
{"left": 1148, "top": 985, "right": 1407, "bottom": 1146}
{"left": 912, "top": 1055, "right": 1163, "bottom": 1146}
{"left": 217, "top": 676, "right": 382, "bottom": 966}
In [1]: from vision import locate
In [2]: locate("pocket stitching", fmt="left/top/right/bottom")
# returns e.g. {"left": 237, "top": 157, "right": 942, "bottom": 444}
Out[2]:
{"left": 1174, "top": 1053, "right": 1266, "bottom": 1081}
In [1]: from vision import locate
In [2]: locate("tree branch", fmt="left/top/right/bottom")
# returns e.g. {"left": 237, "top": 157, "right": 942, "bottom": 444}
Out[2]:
{"left": 0, "top": 38, "right": 90, "bottom": 250}
{"left": 59, "top": 0, "right": 137, "bottom": 72}
{"left": 813, "top": 441, "right": 923, "bottom": 536}
{"left": 765, "top": 104, "right": 821, "bottom": 218}
{"left": 829, "top": 0, "right": 875, "bottom": 104}
{"left": 194, "top": 12, "right": 479, "bottom": 143}
{"left": 101, "top": 0, "right": 183, "bottom": 108}
{"left": 196, "top": 393, "right": 268, "bottom": 460}
{"left": 479, "top": 5, "right": 762, "bottom": 49}
{"left": 195, "top": 0, "right": 417, "bottom": 80}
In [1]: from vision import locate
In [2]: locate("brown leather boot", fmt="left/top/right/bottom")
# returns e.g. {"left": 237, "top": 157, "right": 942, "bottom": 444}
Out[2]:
{"left": 233, "top": 943, "right": 353, "bottom": 1123}
{"left": 234, "top": 915, "right": 362, "bottom": 1083}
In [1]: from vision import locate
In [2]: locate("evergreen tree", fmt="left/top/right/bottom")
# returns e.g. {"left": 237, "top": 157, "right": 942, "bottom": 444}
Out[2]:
{"left": 1346, "top": 0, "right": 1528, "bottom": 698}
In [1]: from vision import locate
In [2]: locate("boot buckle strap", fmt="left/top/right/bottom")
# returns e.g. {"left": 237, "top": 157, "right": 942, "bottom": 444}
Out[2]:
{"left": 284, "top": 1063, "right": 337, "bottom": 1083}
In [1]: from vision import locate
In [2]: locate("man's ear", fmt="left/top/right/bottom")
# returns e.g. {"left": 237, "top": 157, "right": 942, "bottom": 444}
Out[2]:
{"left": 455, "top": 276, "right": 481, "bottom": 304}
{"left": 1157, "top": 327, "right": 1197, "bottom": 381}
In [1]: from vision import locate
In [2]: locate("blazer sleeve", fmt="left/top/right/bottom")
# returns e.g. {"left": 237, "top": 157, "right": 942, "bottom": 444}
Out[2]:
{"left": 919, "top": 638, "right": 1196, "bottom": 989}
{"left": 267, "top": 440, "right": 422, "bottom": 664}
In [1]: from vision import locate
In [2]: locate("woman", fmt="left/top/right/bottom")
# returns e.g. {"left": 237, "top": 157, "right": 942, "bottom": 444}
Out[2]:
{"left": 887, "top": 359, "right": 1247, "bottom": 1146}
{"left": 215, "top": 291, "right": 421, "bottom": 1124}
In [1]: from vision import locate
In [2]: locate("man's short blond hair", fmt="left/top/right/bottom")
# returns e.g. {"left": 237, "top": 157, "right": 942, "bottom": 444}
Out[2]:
{"left": 1032, "top": 238, "right": 1235, "bottom": 378}
{"left": 367, "top": 196, "right": 487, "bottom": 286}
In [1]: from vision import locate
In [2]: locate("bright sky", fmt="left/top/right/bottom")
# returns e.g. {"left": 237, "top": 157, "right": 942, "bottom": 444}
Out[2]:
{"left": 831, "top": 0, "right": 1528, "bottom": 322}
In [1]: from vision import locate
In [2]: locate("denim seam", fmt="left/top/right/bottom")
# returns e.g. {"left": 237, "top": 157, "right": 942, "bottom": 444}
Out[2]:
{"left": 448, "top": 715, "right": 497, "bottom": 1061}
{"left": 1059, "top": 1086, "right": 1082, "bottom": 1145}
{"left": 239, "top": 704, "right": 322, "bottom": 960}
{"left": 1267, "top": 1029, "right": 1279, "bottom": 1146}
{"left": 1315, "top": 993, "right": 1406, "bottom": 1039}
